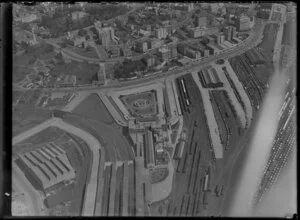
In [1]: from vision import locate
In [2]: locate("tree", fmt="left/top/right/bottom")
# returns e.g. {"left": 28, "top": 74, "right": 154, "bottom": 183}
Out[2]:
{"left": 45, "top": 44, "right": 54, "bottom": 53}
{"left": 78, "top": 29, "right": 87, "bottom": 37}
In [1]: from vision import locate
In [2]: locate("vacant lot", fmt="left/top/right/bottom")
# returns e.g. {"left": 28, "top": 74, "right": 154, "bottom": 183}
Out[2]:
{"left": 13, "top": 90, "right": 50, "bottom": 136}
{"left": 13, "top": 66, "right": 36, "bottom": 83}
{"left": 66, "top": 45, "right": 99, "bottom": 59}
{"left": 50, "top": 61, "right": 99, "bottom": 84}
{"left": 63, "top": 113, "right": 134, "bottom": 162}
{"left": 72, "top": 93, "right": 114, "bottom": 124}
{"left": 257, "top": 23, "right": 279, "bottom": 62}
{"left": 13, "top": 91, "right": 23, "bottom": 103}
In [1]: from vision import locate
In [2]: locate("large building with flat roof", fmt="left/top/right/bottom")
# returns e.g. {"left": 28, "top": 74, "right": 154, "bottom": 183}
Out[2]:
{"left": 17, "top": 142, "right": 75, "bottom": 191}
{"left": 144, "top": 130, "right": 155, "bottom": 168}
{"left": 198, "top": 67, "right": 223, "bottom": 88}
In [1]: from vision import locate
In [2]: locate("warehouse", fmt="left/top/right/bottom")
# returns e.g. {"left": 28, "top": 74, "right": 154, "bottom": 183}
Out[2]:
{"left": 16, "top": 143, "right": 75, "bottom": 191}
{"left": 198, "top": 67, "right": 223, "bottom": 88}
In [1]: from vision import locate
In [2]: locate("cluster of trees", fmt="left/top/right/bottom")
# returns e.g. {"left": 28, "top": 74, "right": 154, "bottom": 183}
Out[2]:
{"left": 25, "top": 42, "right": 54, "bottom": 55}
{"left": 85, "top": 4, "right": 129, "bottom": 21}
{"left": 114, "top": 59, "right": 146, "bottom": 79}
{"left": 39, "top": 14, "right": 94, "bottom": 37}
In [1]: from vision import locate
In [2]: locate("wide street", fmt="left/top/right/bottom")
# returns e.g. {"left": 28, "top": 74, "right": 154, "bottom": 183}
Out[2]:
{"left": 14, "top": 18, "right": 266, "bottom": 94}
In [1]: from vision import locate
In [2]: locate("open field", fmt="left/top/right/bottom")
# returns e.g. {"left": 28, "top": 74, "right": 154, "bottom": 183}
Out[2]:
{"left": 63, "top": 113, "right": 134, "bottom": 162}
{"left": 13, "top": 90, "right": 52, "bottom": 136}
{"left": 65, "top": 45, "right": 99, "bottom": 59}
{"left": 257, "top": 23, "right": 279, "bottom": 62}
{"left": 13, "top": 106, "right": 51, "bottom": 137}
{"left": 13, "top": 90, "right": 23, "bottom": 103}
{"left": 13, "top": 66, "right": 36, "bottom": 83}
{"left": 72, "top": 93, "right": 114, "bottom": 124}
{"left": 150, "top": 74, "right": 213, "bottom": 216}
{"left": 50, "top": 61, "right": 99, "bottom": 84}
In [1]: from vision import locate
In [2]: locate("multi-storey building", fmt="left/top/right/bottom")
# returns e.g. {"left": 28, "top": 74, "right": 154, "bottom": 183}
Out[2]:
{"left": 155, "top": 27, "right": 168, "bottom": 39}
{"left": 157, "top": 47, "right": 170, "bottom": 62}
{"left": 142, "top": 55, "right": 156, "bottom": 67}
{"left": 135, "top": 41, "right": 148, "bottom": 53}
{"left": 232, "top": 26, "right": 237, "bottom": 38}
{"left": 236, "top": 14, "right": 252, "bottom": 31}
{"left": 94, "top": 21, "right": 119, "bottom": 49}
{"left": 168, "top": 44, "right": 178, "bottom": 60}
{"left": 185, "top": 48, "right": 201, "bottom": 59}
{"left": 223, "top": 26, "right": 233, "bottom": 41}
{"left": 196, "top": 16, "right": 207, "bottom": 28}
{"left": 188, "top": 27, "right": 219, "bottom": 38}
{"left": 211, "top": 34, "right": 222, "bottom": 45}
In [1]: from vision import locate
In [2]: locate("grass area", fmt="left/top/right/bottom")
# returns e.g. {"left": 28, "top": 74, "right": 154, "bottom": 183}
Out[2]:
{"left": 65, "top": 45, "right": 99, "bottom": 59}
{"left": 257, "top": 23, "right": 279, "bottom": 62}
{"left": 13, "top": 91, "right": 23, "bottom": 103}
{"left": 13, "top": 66, "right": 35, "bottom": 83}
{"left": 50, "top": 61, "right": 98, "bottom": 84}
{"left": 13, "top": 90, "right": 51, "bottom": 136}
{"left": 63, "top": 113, "right": 134, "bottom": 162}
{"left": 71, "top": 93, "right": 114, "bottom": 124}
{"left": 45, "top": 93, "right": 74, "bottom": 110}
{"left": 85, "top": 4, "right": 130, "bottom": 21}
{"left": 13, "top": 126, "right": 62, "bottom": 155}
{"left": 13, "top": 106, "right": 51, "bottom": 137}
{"left": 150, "top": 167, "right": 169, "bottom": 184}
{"left": 13, "top": 42, "right": 57, "bottom": 83}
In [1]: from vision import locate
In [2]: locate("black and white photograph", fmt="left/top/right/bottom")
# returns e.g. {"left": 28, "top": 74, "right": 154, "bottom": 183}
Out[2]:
{"left": 9, "top": 2, "right": 296, "bottom": 217}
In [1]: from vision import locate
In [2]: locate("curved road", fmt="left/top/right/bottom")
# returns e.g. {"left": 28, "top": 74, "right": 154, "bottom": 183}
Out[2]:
{"left": 14, "top": 18, "right": 266, "bottom": 93}
{"left": 12, "top": 117, "right": 103, "bottom": 216}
